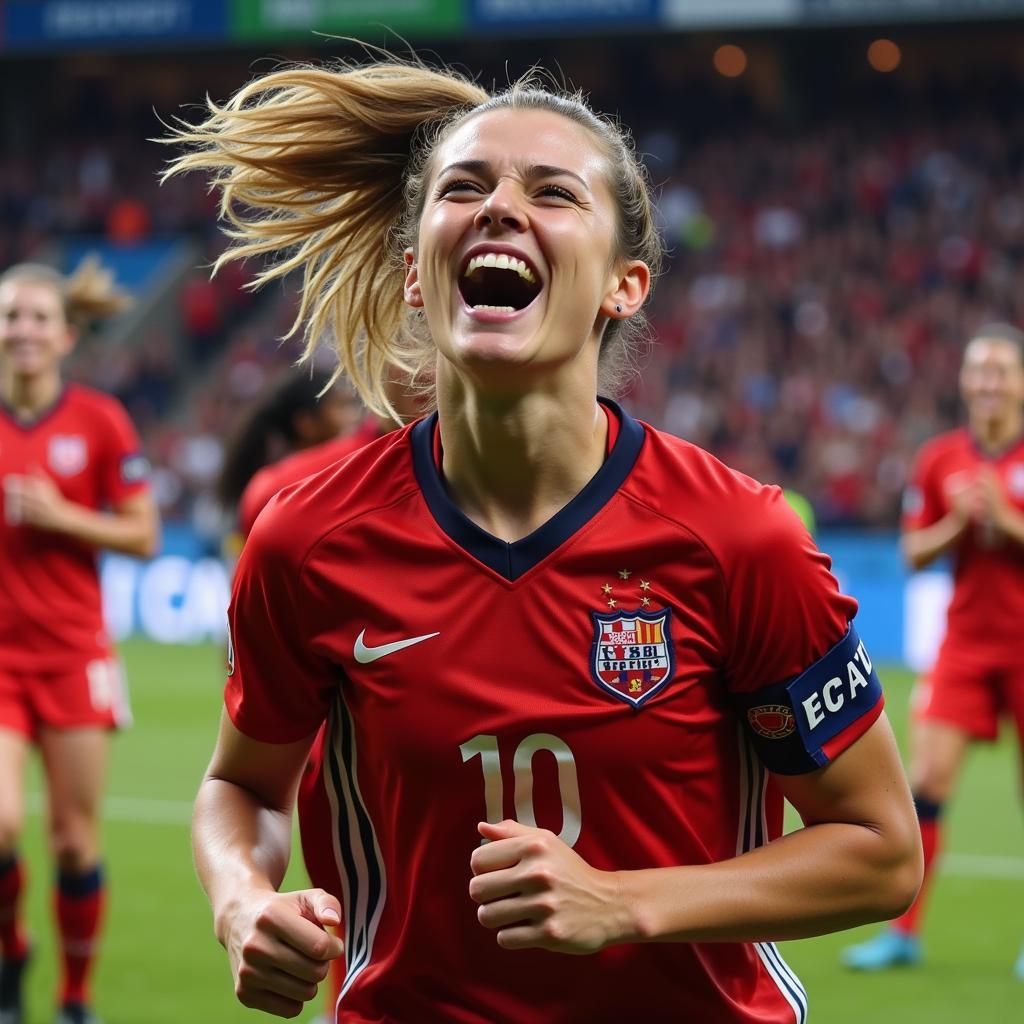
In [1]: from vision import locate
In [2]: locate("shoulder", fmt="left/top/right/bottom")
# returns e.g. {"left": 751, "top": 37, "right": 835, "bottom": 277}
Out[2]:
{"left": 65, "top": 384, "right": 135, "bottom": 433}
{"left": 248, "top": 423, "right": 419, "bottom": 569}
{"left": 628, "top": 424, "right": 804, "bottom": 567}
{"left": 65, "top": 383, "right": 122, "bottom": 416}
{"left": 915, "top": 428, "right": 970, "bottom": 468}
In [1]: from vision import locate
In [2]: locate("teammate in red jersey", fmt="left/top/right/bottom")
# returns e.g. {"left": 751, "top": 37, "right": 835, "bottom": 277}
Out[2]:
{"left": 217, "top": 366, "right": 366, "bottom": 540}
{"left": 166, "top": 59, "right": 921, "bottom": 1023}
{"left": 843, "top": 325, "right": 1024, "bottom": 977}
{"left": 0, "top": 260, "right": 160, "bottom": 1024}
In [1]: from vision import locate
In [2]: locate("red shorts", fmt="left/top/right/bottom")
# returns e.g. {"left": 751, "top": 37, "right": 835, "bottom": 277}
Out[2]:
{"left": 0, "top": 657, "right": 132, "bottom": 740}
{"left": 912, "top": 644, "right": 1024, "bottom": 741}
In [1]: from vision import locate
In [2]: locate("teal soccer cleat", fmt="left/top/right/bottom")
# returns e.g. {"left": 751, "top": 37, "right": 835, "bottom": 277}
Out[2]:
{"left": 841, "top": 929, "right": 923, "bottom": 971}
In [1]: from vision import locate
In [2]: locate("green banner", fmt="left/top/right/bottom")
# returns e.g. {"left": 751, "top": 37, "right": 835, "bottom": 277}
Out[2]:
{"left": 231, "top": 0, "right": 464, "bottom": 39}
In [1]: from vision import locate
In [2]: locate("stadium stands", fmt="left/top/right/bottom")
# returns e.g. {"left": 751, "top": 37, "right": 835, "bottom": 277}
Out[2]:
{"left": 4, "top": 34, "right": 1024, "bottom": 530}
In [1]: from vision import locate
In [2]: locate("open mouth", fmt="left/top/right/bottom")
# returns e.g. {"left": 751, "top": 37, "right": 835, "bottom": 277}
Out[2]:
{"left": 458, "top": 252, "right": 542, "bottom": 313}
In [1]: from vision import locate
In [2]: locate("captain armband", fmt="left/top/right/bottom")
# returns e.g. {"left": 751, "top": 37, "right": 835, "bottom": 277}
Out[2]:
{"left": 732, "top": 625, "right": 883, "bottom": 775}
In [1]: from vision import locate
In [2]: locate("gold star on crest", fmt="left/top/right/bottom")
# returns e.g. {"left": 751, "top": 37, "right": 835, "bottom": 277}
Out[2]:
{"left": 640, "top": 596, "right": 651, "bottom": 608}
{"left": 601, "top": 583, "right": 613, "bottom": 594}
{"left": 639, "top": 580, "right": 651, "bottom": 591}
{"left": 607, "top": 598, "right": 618, "bottom": 609}
{"left": 618, "top": 568, "right": 632, "bottom": 580}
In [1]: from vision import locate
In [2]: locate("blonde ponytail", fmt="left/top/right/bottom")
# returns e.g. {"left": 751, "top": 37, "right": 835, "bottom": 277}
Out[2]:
{"left": 162, "top": 61, "right": 487, "bottom": 415}
{"left": 163, "top": 56, "right": 664, "bottom": 410}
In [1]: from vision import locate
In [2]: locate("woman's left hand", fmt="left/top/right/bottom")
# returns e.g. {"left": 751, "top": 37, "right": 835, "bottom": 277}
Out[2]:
{"left": 468, "top": 819, "right": 632, "bottom": 954}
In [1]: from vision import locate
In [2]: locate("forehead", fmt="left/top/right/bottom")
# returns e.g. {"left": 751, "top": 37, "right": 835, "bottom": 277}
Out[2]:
{"left": 963, "top": 337, "right": 1023, "bottom": 369}
{"left": 434, "top": 107, "right": 609, "bottom": 187}
{"left": 0, "top": 277, "right": 62, "bottom": 311}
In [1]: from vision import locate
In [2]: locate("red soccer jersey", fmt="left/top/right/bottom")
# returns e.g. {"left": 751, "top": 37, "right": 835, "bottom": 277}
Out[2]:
{"left": 228, "top": 401, "right": 883, "bottom": 1024}
{"left": 902, "top": 427, "right": 1024, "bottom": 660}
{"left": 238, "top": 420, "right": 382, "bottom": 538}
{"left": 0, "top": 384, "right": 149, "bottom": 670}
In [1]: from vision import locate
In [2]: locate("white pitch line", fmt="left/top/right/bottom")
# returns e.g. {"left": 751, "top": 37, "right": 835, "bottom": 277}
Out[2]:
{"left": 27, "top": 792, "right": 192, "bottom": 825}
{"left": 940, "top": 852, "right": 1024, "bottom": 880}
{"left": 25, "top": 794, "right": 1024, "bottom": 876}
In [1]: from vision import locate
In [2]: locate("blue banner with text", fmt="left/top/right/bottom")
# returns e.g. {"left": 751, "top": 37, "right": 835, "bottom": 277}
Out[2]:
{"left": 3, "top": 0, "right": 228, "bottom": 51}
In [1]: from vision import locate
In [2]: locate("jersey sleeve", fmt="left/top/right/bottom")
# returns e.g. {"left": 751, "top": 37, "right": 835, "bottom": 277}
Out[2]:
{"left": 723, "top": 488, "right": 883, "bottom": 775}
{"left": 95, "top": 398, "right": 150, "bottom": 506}
{"left": 225, "top": 506, "right": 335, "bottom": 743}
{"left": 901, "top": 443, "right": 944, "bottom": 532}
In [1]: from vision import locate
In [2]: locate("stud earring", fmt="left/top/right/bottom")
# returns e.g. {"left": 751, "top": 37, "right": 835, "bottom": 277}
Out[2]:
{"left": 615, "top": 305, "right": 622, "bottom": 313}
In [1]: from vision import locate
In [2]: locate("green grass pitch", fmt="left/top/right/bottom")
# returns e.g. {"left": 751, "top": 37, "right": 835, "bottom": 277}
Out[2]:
{"left": 14, "top": 641, "right": 1022, "bottom": 1022}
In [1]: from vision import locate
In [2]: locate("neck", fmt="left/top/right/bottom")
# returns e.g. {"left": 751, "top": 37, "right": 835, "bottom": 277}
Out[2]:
{"left": 1, "top": 369, "right": 62, "bottom": 421}
{"left": 971, "top": 411, "right": 1023, "bottom": 454}
{"left": 436, "top": 373, "right": 608, "bottom": 544}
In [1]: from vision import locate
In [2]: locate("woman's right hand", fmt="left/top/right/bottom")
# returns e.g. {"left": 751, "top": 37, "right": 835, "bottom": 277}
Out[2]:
{"left": 218, "top": 886, "right": 344, "bottom": 1018}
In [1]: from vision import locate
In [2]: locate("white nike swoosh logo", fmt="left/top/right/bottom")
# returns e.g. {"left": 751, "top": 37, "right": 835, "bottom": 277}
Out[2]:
{"left": 353, "top": 629, "right": 440, "bottom": 664}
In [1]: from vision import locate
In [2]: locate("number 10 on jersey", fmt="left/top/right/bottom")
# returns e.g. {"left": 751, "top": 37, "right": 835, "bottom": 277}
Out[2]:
{"left": 459, "top": 733, "right": 582, "bottom": 848}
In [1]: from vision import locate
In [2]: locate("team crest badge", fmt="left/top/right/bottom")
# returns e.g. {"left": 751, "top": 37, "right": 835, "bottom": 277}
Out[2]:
{"left": 48, "top": 435, "right": 88, "bottom": 477}
{"left": 591, "top": 608, "right": 674, "bottom": 708}
{"left": 747, "top": 704, "right": 796, "bottom": 739}
{"left": 1009, "top": 464, "right": 1024, "bottom": 499}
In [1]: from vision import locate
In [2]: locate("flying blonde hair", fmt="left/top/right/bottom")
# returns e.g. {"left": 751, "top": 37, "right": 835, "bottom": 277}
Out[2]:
{"left": 162, "top": 56, "right": 663, "bottom": 416}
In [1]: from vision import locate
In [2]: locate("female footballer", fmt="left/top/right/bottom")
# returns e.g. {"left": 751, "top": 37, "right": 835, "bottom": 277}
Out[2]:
{"left": 0, "top": 260, "right": 160, "bottom": 1024}
{"left": 166, "top": 58, "right": 921, "bottom": 1022}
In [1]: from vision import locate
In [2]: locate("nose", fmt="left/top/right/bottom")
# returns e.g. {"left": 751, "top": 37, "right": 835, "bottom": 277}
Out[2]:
{"left": 473, "top": 180, "right": 528, "bottom": 233}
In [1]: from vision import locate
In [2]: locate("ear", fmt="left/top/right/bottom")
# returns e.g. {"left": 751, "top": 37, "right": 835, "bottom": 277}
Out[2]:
{"left": 403, "top": 247, "right": 424, "bottom": 309}
{"left": 600, "top": 260, "right": 650, "bottom": 320}
{"left": 59, "top": 323, "right": 80, "bottom": 357}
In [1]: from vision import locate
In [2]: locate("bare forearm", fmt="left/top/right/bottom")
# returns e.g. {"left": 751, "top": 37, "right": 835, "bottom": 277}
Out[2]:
{"left": 50, "top": 501, "right": 159, "bottom": 557}
{"left": 619, "top": 820, "right": 920, "bottom": 945}
{"left": 902, "top": 514, "right": 966, "bottom": 570}
{"left": 192, "top": 777, "right": 295, "bottom": 943}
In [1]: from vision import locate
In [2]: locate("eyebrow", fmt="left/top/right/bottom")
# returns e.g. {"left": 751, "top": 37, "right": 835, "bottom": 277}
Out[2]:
{"left": 436, "top": 160, "right": 591, "bottom": 192}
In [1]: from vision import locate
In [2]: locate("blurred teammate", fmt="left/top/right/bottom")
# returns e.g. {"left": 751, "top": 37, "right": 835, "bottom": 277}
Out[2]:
{"left": 166, "top": 57, "right": 921, "bottom": 1022}
{"left": 217, "top": 366, "right": 367, "bottom": 541}
{"left": 843, "top": 325, "right": 1024, "bottom": 977}
{"left": 0, "top": 261, "right": 160, "bottom": 1024}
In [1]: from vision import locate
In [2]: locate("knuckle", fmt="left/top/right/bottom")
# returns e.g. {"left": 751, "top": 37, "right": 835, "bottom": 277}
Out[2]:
{"left": 254, "top": 905, "right": 276, "bottom": 929}
{"left": 236, "top": 962, "right": 256, "bottom": 984}
{"left": 531, "top": 866, "right": 554, "bottom": 888}
{"left": 239, "top": 938, "right": 261, "bottom": 961}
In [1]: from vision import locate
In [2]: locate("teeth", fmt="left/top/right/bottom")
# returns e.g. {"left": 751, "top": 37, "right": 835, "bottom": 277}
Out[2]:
{"left": 464, "top": 253, "right": 537, "bottom": 284}
{"left": 472, "top": 305, "right": 515, "bottom": 312}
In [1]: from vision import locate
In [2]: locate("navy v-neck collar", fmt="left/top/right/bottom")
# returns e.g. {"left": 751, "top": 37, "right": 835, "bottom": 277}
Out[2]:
{"left": 0, "top": 383, "right": 69, "bottom": 431}
{"left": 410, "top": 398, "right": 646, "bottom": 582}
{"left": 968, "top": 425, "right": 1024, "bottom": 461}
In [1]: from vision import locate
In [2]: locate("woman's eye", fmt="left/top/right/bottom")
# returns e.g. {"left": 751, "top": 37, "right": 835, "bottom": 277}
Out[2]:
{"left": 438, "top": 179, "right": 482, "bottom": 197}
{"left": 539, "top": 184, "right": 576, "bottom": 202}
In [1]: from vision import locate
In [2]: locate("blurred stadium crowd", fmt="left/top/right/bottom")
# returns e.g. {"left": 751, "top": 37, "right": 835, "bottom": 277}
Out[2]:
{"left": 4, "top": 39, "right": 1024, "bottom": 535}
